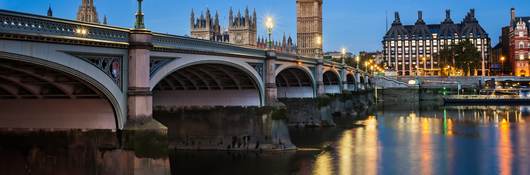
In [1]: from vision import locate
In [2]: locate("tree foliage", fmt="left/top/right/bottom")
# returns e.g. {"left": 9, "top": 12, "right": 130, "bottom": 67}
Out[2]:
{"left": 435, "top": 39, "right": 481, "bottom": 76}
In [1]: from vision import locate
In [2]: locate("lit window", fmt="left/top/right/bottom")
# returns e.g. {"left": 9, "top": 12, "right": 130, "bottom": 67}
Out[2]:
{"left": 520, "top": 32, "right": 524, "bottom": 37}
{"left": 398, "top": 41, "right": 402, "bottom": 46}
{"left": 412, "top": 40, "right": 416, "bottom": 46}
{"left": 405, "top": 41, "right": 409, "bottom": 46}
{"left": 520, "top": 54, "right": 525, "bottom": 60}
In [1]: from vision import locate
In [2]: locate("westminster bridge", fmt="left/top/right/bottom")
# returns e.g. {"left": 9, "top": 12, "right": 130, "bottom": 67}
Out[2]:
{"left": 0, "top": 9, "right": 373, "bottom": 149}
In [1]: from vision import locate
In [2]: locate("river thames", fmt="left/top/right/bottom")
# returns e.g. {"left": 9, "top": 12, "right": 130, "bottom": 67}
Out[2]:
{"left": 1, "top": 103, "right": 529, "bottom": 175}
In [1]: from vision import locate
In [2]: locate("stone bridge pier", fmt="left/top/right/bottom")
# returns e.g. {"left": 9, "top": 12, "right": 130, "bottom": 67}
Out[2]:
{"left": 0, "top": 8, "right": 374, "bottom": 151}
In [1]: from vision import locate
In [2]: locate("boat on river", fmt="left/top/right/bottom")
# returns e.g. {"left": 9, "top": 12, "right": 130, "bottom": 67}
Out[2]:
{"left": 443, "top": 88, "right": 530, "bottom": 104}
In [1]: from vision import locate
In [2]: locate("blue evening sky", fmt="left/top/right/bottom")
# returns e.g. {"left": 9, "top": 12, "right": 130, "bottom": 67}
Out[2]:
{"left": 1, "top": 0, "right": 529, "bottom": 53}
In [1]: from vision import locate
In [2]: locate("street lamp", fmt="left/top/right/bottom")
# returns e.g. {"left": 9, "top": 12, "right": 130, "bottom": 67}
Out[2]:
{"left": 500, "top": 56, "right": 505, "bottom": 76}
{"left": 355, "top": 55, "right": 360, "bottom": 70}
{"left": 341, "top": 48, "right": 346, "bottom": 65}
{"left": 265, "top": 16, "right": 274, "bottom": 49}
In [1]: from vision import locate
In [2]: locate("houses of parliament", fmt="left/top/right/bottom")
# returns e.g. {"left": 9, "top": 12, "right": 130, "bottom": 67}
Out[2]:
{"left": 190, "top": 0, "right": 324, "bottom": 57}
{"left": 47, "top": 0, "right": 324, "bottom": 57}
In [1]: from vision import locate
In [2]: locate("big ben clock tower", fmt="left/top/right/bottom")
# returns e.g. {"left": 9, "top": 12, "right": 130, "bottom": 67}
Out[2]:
{"left": 297, "top": 0, "right": 323, "bottom": 58}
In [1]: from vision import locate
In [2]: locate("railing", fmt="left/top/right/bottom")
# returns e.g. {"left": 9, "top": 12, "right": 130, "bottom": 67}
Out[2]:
{"left": 0, "top": 9, "right": 364, "bottom": 72}
{"left": 152, "top": 33, "right": 266, "bottom": 58}
{"left": 0, "top": 9, "right": 129, "bottom": 43}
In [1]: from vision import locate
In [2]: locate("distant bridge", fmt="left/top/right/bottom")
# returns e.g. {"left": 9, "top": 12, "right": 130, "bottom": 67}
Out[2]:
{"left": 0, "top": 9, "right": 372, "bottom": 130}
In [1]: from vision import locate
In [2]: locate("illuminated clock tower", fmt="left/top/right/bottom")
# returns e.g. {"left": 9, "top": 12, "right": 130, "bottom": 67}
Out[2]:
{"left": 297, "top": 0, "right": 323, "bottom": 58}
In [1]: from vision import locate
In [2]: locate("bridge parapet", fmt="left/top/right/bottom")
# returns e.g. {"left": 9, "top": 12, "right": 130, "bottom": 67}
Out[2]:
{"left": 152, "top": 33, "right": 266, "bottom": 59}
{"left": 0, "top": 10, "right": 129, "bottom": 44}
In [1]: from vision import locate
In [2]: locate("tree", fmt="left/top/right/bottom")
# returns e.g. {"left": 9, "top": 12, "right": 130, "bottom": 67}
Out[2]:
{"left": 435, "top": 39, "right": 481, "bottom": 76}
{"left": 454, "top": 40, "right": 481, "bottom": 76}
{"left": 436, "top": 47, "right": 453, "bottom": 68}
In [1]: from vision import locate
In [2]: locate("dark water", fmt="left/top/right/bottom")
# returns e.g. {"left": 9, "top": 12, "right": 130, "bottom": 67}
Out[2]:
{"left": 1, "top": 104, "right": 530, "bottom": 175}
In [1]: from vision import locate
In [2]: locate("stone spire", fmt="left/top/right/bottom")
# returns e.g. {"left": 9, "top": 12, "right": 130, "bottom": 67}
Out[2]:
{"left": 47, "top": 4, "right": 53, "bottom": 17}
{"left": 76, "top": 0, "right": 99, "bottom": 23}
{"left": 229, "top": 7, "right": 233, "bottom": 27}
{"left": 253, "top": 9, "right": 257, "bottom": 28}
{"left": 214, "top": 11, "right": 220, "bottom": 32}
{"left": 205, "top": 8, "right": 211, "bottom": 29}
{"left": 191, "top": 9, "right": 195, "bottom": 28}
{"left": 245, "top": 7, "right": 249, "bottom": 26}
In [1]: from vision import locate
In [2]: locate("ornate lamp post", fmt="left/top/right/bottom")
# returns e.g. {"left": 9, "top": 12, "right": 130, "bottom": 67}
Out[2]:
{"left": 355, "top": 55, "right": 360, "bottom": 70}
{"left": 500, "top": 56, "right": 505, "bottom": 76}
{"left": 134, "top": 0, "right": 145, "bottom": 29}
{"left": 265, "top": 17, "right": 274, "bottom": 49}
{"left": 341, "top": 48, "right": 346, "bottom": 65}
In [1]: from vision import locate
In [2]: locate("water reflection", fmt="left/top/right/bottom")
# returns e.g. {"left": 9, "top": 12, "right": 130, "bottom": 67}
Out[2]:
{"left": 313, "top": 152, "right": 332, "bottom": 175}
{"left": 498, "top": 117, "right": 512, "bottom": 175}
{"left": 1, "top": 105, "right": 530, "bottom": 175}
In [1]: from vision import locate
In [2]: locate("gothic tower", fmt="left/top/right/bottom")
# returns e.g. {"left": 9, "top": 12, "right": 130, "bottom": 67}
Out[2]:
{"left": 190, "top": 9, "right": 225, "bottom": 41}
{"left": 47, "top": 5, "right": 53, "bottom": 17}
{"left": 77, "top": 0, "right": 99, "bottom": 23}
{"left": 228, "top": 7, "right": 257, "bottom": 46}
{"left": 297, "top": 0, "right": 323, "bottom": 57}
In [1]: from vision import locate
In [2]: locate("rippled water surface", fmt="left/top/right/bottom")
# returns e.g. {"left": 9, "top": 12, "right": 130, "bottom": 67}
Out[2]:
{"left": 1, "top": 104, "right": 530, "bottom": 175}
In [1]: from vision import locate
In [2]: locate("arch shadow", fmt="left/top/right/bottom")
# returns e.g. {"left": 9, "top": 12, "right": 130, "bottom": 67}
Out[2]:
{"left": 0, "top": 52, "right": 123, "bottom": 129}
{"left": 275, "top": 65, "right": 316, "bottom": 98}
{"left": 151, "top": 56, "right": 265, "bottom": 107}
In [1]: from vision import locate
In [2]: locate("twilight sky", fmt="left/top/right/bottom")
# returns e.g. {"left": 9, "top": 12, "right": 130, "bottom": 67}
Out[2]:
{"left": 1, "top": 0, "right": 530, "bottom": 53}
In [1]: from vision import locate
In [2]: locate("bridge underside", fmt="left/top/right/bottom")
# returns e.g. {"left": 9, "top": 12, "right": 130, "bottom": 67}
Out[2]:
{"left": 153, "top": 63, "right": 261, "bottom": 107}
{"left": 323, "top": 71, "right": 341, "bottom": 94}
{"left": 0, "top": 59, "right": 116, "bottom": 130}
{"left": 276, "top": 68, "right": 314, "bottom": 98}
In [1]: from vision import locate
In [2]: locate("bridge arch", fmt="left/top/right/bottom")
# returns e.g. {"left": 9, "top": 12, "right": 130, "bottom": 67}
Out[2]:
{"left": 275, "top": 65, "right": 316, "bottom": 98}
{"left": 0, "top": 52, "right": 124, "bottom": 130}
{"left": 323, "top": 70, "right": 342, "bottom": 94}
{"left": 151, "top": 56, "right": 265, "bottom": 107}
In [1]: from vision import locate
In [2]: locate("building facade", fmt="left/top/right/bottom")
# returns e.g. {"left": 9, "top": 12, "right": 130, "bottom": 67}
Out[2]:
{"left": 383, "top": 9, "right": 491, "bottom": 76}
{"left": 297, "top": 0, "right": 323, "bottom": 57}
{"left": 190, "top": 8, "right": 257, "bottom": 47}
{"left": 508, "top": 8, "right": 530, "bottom": 76}
{"left": 77, "top": 0, "right": 99, "bottom": 23}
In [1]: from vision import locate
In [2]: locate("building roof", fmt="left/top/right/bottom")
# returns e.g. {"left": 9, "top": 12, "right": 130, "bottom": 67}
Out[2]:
{"left": 515, "top": 17, "right": 530, "bottom": 31}
{"left": 384, "top": 9, "right": 489, "bottom": 40}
